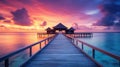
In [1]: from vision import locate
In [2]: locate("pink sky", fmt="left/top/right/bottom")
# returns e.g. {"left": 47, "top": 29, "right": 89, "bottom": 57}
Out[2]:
{"left": 0, "top": 0, "right": 119, "bottom": 32}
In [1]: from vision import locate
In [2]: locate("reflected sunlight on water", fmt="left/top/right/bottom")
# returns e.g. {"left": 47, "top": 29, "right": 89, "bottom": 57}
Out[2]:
{"left": 0, "top": 33, "right": 48, "bottom": 57}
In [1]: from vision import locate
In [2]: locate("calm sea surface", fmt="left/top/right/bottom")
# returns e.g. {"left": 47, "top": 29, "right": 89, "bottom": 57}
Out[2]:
{"left": 78, "top": 32, "right": 120, "bottom": 67}
{"left": 78, "top": 32, "right": 120, "bottom": 56}
{"left": 0, "top": 32, "right": 120, "bottom": 67}
{"left": 0, "top": 33, "right": 46, "bottom": 57}
{"left": 0, "top": 32, "right": 120, "bottom": 57}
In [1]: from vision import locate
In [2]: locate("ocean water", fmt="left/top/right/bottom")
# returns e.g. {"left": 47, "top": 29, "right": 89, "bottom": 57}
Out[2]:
{"left": 78, "top": 33, "right": 120, "bottom": 56}
{"left": 0, "top": 33, "right": 50, "bottom": 67}
{"left": 0, "top": 33, "right": 39, "bottom": 57}
{"left": 78, "top": 32, "right": 120, "bottom": 67}
{"left": 0, "top": 32, "right": 120, "bottom": 67}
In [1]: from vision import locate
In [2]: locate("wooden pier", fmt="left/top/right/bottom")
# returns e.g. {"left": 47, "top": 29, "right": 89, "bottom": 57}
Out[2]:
{"left": 66, "top": 33, "right": 93, "bottom": 38}
{"left": 37, "top": 32, "right": 93, "bottom": 38}
{"left": 22, "top": 34, "right": 99, "bottom": 67}
{"left": 37, "top": 33, "right": 53, "bottom": 38}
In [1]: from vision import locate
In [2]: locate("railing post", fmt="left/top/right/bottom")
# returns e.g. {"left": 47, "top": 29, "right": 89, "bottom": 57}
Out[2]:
{"left": 76, "top": 40, "right": 78, "bottom": 45}
{"left": 29, "top": 47, "right": 32, "bottom": 57}
{"left": 82, "top": 43, "right": 84, "bottom": 50}
{"left": 49, "top": 38, "right": 51, "bottom": 42}
{"left": 47, "top": 38, "right": 49, "bottom": 42}
{"left": 5, "top": 58, "right": 9, "bottom": 67}
{"left": 39, "top": 42, "right": 41, "bottom": 49}
{"left": 92, "top": 49, "right": 95, "bottom": 58}
{"left": 73, "top": 39, "right": 74, "bottom": 44}
{"left": 45, "top": 40, "right": 46, "bottom": 45}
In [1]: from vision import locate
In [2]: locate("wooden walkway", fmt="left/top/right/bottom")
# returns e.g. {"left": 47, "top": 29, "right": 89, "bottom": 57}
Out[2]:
{"left": 22, "top": 34, "right": 99, "bottom": 67}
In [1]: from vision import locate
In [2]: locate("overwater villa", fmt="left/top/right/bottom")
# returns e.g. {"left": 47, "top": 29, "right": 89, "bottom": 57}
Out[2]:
{"left": 46, "top": 23, "right": 75, "bottom": 34}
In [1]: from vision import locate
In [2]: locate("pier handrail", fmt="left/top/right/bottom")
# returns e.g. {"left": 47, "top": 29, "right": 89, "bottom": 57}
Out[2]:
{"left": 66, "top": 35, "right": 120, "bottom": 61}
{"left": 0, "top": 35, "right": 56, "bottom": 67}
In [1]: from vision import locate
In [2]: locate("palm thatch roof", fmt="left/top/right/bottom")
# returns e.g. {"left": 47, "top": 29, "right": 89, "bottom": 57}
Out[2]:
{"left": 46, "top": 27, "right": 51, "bottom": 31}
{"left": 69, "top": 27, "right": 75, "bottom": 31}
{"left": 53, "top": 23, "right": 67, "bottom": 29}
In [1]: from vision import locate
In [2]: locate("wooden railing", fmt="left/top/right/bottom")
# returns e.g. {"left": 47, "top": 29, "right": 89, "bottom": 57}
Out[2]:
{"left": 0, "top": 35, "right": 56, "bottom": 67}
{"left": 66, "top": 35, "right": 120, "bottom": 67}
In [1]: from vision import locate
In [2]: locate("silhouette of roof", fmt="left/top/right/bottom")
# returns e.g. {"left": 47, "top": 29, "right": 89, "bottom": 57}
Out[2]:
{"left": 46, "top": 27, "right": 51, "bottom": 31}
{"left": 69, "top": 27, "right": 75, "bottom": 30}
{"left": 53, "top": 23, "right": 67, "bottom": 29}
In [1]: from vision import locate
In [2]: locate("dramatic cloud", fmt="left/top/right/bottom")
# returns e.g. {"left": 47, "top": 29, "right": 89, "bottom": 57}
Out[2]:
{"left": 0, "top": 0, "right": 8, "bottom": 4}
{"left": 0, "top": 15, "right": 5, "bottom": 20}
{"left": 93, "top": 14, "right": 115, "bottom": 26}
{"left": 1, "top": 0, "right": 120, "bottom": 32}
{"left": 11, "top": 8, "right": 32, "bottom": 26}
{"left": 3, "top": 20, "right": 11, "bottom": 23}
{"left": 0, "top": 0, "right": 103, "bottom": 26}
{"left": 94, "top": 0, "right": 120, "bottom": 26}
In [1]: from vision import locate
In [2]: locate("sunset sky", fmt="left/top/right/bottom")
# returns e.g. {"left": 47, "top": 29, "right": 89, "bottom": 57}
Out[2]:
{"left": 0, "top": 0, "right": 120, "bottom": 32}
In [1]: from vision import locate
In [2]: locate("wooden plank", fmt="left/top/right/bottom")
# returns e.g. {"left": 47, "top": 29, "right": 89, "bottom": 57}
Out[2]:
{"left": 22, "top": 34, "right": 99, "bottom": 67}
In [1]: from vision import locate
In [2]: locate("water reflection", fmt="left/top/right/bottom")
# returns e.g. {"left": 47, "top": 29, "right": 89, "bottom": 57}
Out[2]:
{"left": 78, "top": 33, "right": 120, "bottom": 67}
{"left": 0, "top": 33, "right": 48, "bottom": 57}
{"left": 0, "top": 33, "right": 51, "bottom": 67}
{"left": 79, "top": 33, "right": 120, "bottom": 56}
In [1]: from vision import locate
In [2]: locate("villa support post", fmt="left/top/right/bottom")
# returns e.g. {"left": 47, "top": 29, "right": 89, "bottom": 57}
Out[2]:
{"left": 5, "top": 58, "right": 9, "bottom": 67}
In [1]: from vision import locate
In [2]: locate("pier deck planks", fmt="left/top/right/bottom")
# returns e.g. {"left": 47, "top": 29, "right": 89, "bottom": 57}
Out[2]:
{"left": 22, "top": 34, "right": 99, "bottom": 67}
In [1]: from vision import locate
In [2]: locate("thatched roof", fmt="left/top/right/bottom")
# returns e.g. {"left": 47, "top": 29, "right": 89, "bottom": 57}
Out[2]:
{"left": 69, "top": 27, "right": 75, "bottom": 31}
{"left": 53, "top": 23, "right": 67, "bottom": 29}
{"left": 46, "top": 27, "right": 51, "bottom": 31}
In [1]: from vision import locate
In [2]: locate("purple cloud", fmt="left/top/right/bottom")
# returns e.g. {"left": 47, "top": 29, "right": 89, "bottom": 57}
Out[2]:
{"left": 11, "top": 8, "right": 32, "bottom": 26}
{"left": 93, "top": 14, "right": 115, "bottom": 26}
{"left": 0, "top": 15, "right": 5, "bottom": 20}
{"left": 94, "top": 0, "right": 120, "bottom": 26}
{"left": 0, "top": 0, "right": 8, "bottom": 4}
{"left": 40, "top": 21, "right": 47, "bottom": 26}
{"left": 4, "top": 20, "right": 11, "bottom": 23}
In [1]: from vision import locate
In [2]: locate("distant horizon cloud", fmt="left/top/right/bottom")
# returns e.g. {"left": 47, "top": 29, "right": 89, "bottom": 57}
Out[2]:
{"left": 0, "top": 15, "right": 5, "bottom": 20}
{"left": 85, "top": 9, "right": 100, "bottom": 15}
{"left": 40, "top": 21, "right": 47, "bottom": 27}
{"left": 72, "top": 23, "right": 78, "bottom": 29}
